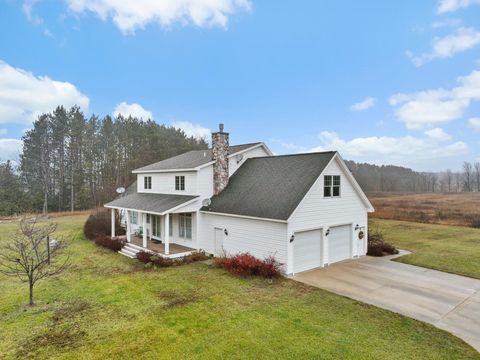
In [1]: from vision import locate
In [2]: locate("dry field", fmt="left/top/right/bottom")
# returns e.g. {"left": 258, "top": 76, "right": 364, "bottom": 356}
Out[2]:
{"left": 368, "top": 192, "right": 480, "bottom": 227}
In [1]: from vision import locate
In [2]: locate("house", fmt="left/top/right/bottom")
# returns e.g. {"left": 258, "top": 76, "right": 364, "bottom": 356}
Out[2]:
{"left": 105, "top": 124, "right": 374, "bottom": 275}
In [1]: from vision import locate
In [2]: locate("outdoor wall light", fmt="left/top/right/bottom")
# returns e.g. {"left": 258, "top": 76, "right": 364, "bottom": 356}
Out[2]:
{"left": 325, "top": 229, "right": 330, "bottom": 236}
{"left": 290, "top": 235, "right": 295, "bottom": 243}
{"left": 224, "top": 229, "right": 229, "bottom": 236}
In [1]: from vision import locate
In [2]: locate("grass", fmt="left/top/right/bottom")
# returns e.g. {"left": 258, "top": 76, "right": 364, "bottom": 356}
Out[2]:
{"left": 0, "top": 214, "right": 478, "bottom": 359}
{"left": 369, "top": 192, "right": 480, "bottom": 227}
{"left": 371, "top": 218, "right": 480, "bottom": 279}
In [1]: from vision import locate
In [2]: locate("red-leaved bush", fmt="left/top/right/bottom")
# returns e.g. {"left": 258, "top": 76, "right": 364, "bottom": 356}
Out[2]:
{"left": 95, "top": 236, "right": 125, "bottom": 252}
{"left": 213, "top": 253, "right": 282, "bottom": 278}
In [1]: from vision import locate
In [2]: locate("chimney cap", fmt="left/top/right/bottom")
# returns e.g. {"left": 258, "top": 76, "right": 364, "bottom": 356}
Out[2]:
{"left": 219, "top": 123, "right": 224, "bottom": 132}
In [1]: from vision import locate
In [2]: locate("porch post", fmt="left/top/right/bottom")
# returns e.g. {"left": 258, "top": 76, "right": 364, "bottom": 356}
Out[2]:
{"left": 164, "top": 213, "right": 170, "bottom": 255}
{"left": 142, "top": 213, "right": 147, "bottom": 248}
{"left": 125, "top": 209, "right": 131, "bottom": 243}
{"left": 111, "top": 209, "right": 115, "bottom": 238}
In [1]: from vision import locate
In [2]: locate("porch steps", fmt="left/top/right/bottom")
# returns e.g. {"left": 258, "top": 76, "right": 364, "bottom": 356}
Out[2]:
{"left": 119, "top": 242, "right": 146, "bottom": 259}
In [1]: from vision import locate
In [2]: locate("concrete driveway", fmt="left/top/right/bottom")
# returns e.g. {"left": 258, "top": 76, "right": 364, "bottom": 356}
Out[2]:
{"left": 294, "top": 251, "right": 480, "bottom": 352}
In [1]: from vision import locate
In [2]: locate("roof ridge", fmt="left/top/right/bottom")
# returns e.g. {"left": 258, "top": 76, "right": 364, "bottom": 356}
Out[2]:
{"left": 249, "top": 150, "right": 337, "bottom": 160}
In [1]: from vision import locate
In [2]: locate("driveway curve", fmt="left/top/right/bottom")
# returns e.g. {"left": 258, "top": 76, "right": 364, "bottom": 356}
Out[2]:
{"left": 294, "top": 251, "right": 480, "bottom": 352}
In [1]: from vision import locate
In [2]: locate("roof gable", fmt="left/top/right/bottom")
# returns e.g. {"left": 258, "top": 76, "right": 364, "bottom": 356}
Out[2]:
{"left": 201, "top": 152, "right": 337, "bottom": 220}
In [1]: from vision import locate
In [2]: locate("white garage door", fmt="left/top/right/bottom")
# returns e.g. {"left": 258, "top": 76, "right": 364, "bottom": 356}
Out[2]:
{"left": 328, "top": 225, "right": 351, "bottom": 264}
{"left": 294, "top": 229, "right": 322, "bottom": 274}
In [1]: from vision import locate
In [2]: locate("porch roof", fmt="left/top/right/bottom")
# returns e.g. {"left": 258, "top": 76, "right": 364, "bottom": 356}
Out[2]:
{"left": 104, "top": 192, "right": 198, "bottom": 214}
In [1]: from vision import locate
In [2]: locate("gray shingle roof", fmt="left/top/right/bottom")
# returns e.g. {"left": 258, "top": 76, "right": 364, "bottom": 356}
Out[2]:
{"left": 133, "top": 143, "right": 263, "bottom": 172}
{"left": 201, "top": 151, "right": 337, "bottom": 221}
{"left": 105, "top": 192, "right": 198, "bottom": 214}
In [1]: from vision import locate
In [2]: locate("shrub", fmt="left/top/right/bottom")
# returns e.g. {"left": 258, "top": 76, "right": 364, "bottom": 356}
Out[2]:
{"left": 213, "top": 253, "right": 282, "bottom": 278}
{"left": 84, "top": 210, "right": 124, "bottom": 240}
{"left": 367, "top": 227, "right": 399, "bottom": 257}
{"left": 468, "top": 214, "right": 480, "bottom": 229}
{"left": 136, "top": 250, "right": 209, "bottom": 268}
{"left": 94, "top": 236, "right": 125, "bottom": 252}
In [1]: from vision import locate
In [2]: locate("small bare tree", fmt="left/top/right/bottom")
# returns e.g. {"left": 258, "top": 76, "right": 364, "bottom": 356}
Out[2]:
{"left": 0, "top": 218, "right": 69, "bottom": 306}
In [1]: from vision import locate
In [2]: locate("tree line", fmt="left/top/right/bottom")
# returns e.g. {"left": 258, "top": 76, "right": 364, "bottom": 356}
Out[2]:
{"left": 0, "top": 106, "right": 207, "bottom": 216}
{"left": 346, "top": 160, "right": 480, "bottom": 193}
{"left": 1, "top": 106, "right": 479, "bottom": 216}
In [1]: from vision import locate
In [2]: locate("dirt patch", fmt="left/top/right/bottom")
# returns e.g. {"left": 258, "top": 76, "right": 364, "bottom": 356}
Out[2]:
{"left": 158, "top": 290, "right": 200, "bottom": 309}
{"left": 52, "top": 300, "right": 90, "bottom": 323}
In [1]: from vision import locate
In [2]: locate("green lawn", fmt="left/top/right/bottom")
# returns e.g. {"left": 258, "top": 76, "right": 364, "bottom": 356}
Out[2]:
{"left": 371, "top": 218, "right": 480, "bottom": 279}
{"left": 0, "top": 215, "right": 478, "bottom": 359}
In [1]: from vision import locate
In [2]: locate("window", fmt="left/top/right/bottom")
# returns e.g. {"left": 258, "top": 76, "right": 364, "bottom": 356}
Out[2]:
{"left": 151, "top": 215, "right": 161, "bottom": 238}
{"left": 178, "top": 213, "right": 192, "bottom": 239}
{"left": 144, "top": 176, "right": 152, "bottom": 189}
{"left": 175, "top": 176, "right": 185, "bottom": 191}
{"left": 129, "top": 211, "right": 138, "bottom": 225}
{"left": 169, "top": 214, "right": 173, "bottom": 237}
{"left": 324, "top": 175, "right": 340, "bottom": 197}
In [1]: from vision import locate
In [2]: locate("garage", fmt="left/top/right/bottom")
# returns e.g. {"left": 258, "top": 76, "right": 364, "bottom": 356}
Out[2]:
{"left": 328, "top": 224, "right": 352, "bottom": 264}
{"left": 293, "top": 229, "right": 322, "bottom": 274}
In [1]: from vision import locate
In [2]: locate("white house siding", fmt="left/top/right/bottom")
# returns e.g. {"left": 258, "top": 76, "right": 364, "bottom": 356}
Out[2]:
{"left": 197, "top": 166, "right": 214, "bottom": 199}
{"left": 287, "top": 157, "right": 368, "bottom": 274}
{"left": 228, "top": 146, "right": 270, "bottom": 176}
{"left": 137, "top": 172, "right": 198, "bottom": 195}
{"left": 198, "top": 212, "right": 288, "bottom": 269}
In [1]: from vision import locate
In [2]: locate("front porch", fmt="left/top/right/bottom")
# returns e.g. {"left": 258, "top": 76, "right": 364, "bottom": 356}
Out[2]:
{"left": 130, "top": 235, "right": 195, "bottom": 257}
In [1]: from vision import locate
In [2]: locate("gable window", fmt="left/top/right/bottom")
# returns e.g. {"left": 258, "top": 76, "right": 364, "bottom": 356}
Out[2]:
{"left": 144, "top": 176, "right": 152, "bottom": 190}
{"left": 175, "top": 176, "right": 185, "bottom": 191}
{"left": 179, "top": 213, "right": 192, "bottom": 239}
{"left": 324, "top": 175, "right": 340, "bottom": 197}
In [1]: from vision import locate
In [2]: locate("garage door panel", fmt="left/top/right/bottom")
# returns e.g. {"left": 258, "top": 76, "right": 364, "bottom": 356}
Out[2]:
{"left": 328, "top": 225, "right": 351, "bottom": 264}
{"left": 294, "top": 229, "right": 322, "bottom": 274}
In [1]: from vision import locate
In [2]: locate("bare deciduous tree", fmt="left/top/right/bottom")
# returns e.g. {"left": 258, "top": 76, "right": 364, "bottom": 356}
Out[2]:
{"left": 463, "top": 162, "right": 473, "bottom": 192}
{"left": 0, "top": 218, "right": 69, "bottom": 305}
{"left": 474, "top": 162, "right": 480, "bottom": 192}
{"left": 444, "top": 169, "right": 453, "bottom": 192}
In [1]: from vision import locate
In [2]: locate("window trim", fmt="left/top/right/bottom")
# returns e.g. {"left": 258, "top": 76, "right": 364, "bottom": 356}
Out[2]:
{"left": 144, "top": 176, "right": 152, "bottom": 190}
{"left": 324, "top": 175, "right": 341, "bottom": 198}
{"left": 175, "top": 175, "right": 185, "bottom": 191}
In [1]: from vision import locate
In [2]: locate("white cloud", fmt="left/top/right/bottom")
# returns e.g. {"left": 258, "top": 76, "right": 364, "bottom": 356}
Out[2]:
{"left": 113, "top": 102, "right": 153, "bottom": 120}
{"left": 424, "top": 127, "right": 452, "bottom": 141}
{"left": 350, "top": 97, "right": 376, "bottom": 111}
{"left": 469, "top": 117, "right": 480, "bottom": 132}
{"left": 172, "top": 121, "right": 211, "bottom": 140}
{"left": 0, "top": 139, "right": 23, "bottom": 162}
{"left": 438, "top": 0, "right": 480, "bottom": 13}
{"left": 390, "top": 69, "right": 480, "bottom": 129}
{"left": 0, "top": 60, "right": 89, "bottom": 125}
{"left": 66, "top": 0, "right": 251, "bottom": 34}
{"left": 407, "top": 27, "right": 480, "bottom": 67}
{"left": 309, "top": 131, "right": 468, "bottom": 169}
{"left": 431, "top": 18, "right": 462, "bottom": 29}
{"left": 269, "top": 138, "right": 307, "bottom": 153}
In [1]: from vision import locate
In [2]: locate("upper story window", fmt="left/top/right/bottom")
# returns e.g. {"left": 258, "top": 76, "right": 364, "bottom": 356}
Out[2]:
{"left": 175, "top": 176, "right": 185, "bottom": 191}
{"left": 144, "top": 176, "right": 152, "bottom": 190}
{"left": 324, "top": 175, "right": 340, "bottom": 197}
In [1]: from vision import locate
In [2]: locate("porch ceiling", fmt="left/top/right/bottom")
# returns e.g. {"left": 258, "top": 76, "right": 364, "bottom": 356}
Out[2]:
{"left": 105, "top": 192, "right": 198, "bottom": 214}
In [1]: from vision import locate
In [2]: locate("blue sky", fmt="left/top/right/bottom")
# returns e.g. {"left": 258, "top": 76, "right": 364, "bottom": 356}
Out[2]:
{"left": 1, "top": 0, "right": 480, "bottom": 171}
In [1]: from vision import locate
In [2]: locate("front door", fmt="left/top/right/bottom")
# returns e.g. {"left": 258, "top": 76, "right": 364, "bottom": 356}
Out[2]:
{"left": 151, "top": 215, "right": 161, "bottom": 239}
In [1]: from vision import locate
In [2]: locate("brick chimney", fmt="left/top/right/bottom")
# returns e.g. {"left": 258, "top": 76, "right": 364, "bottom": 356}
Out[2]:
{"left": 212, "top": 123, "right": 229, "bottom": 195}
